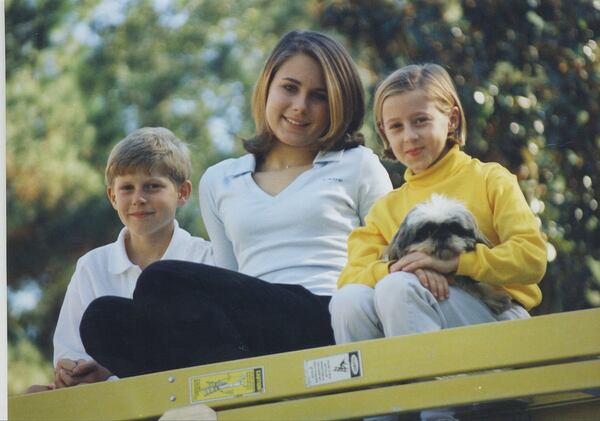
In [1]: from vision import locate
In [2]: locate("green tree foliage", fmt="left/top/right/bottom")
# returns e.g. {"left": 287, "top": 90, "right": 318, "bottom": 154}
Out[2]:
{"left": 315, "top": 0, "right": 600, "bottom": 314}
{"left": 6, "top": 0, "right": 599, "bottom": 393}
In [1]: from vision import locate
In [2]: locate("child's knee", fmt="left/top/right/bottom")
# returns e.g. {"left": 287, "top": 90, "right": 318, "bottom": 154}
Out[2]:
{"left": 330, "top": 284, "right": 375, "bottom": 322}
{"left": 330, "top": 284, "right": 381, "bottom": 343}
{"left": 374, "top": 272, "right": 424, "bottom": 308}
{"left": 80, "top": 296, "right": 131, "bottom": 352}
{"left": 134, "top": 260, "right": 193, "bottom": 298}
{"left": 138, "top": 260, "right": 178, "bottom": 282}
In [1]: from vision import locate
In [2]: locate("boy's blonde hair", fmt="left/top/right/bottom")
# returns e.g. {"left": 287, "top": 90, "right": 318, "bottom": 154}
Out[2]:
{"left": 105, "top": 127, "right": 192, "bottom": 186}
{"left": 245, "top": 29, "right": 365, "bottom": 156}
{"left": 373, "top": 63, "right": 467, "bottom": 159}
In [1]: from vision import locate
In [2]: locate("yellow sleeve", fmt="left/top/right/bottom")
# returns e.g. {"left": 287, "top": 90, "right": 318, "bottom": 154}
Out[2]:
{"left": 457, "top": 167, "right": 547, "bottom": 285}
{"left": 338, "top": 201, "right": 393, "bottom": 288}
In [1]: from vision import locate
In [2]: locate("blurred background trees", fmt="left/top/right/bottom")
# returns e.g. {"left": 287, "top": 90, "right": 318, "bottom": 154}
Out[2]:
{"left": 6, "top": 0, "right": 599, "bottom": 393}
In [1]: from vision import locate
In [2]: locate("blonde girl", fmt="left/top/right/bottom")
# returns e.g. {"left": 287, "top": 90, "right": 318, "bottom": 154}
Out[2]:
{"left": 331, "top": 63, "right": 546, "bottom": 352}
{"left": 330, "top": 64, "right": 546, "bottom": 420}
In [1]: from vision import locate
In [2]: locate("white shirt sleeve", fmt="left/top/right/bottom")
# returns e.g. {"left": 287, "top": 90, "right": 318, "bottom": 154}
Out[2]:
{"left": 199, "top": 166, "right": 238, "bottom": 271}
{"left": 356, "top": 150, "right": 394, "bottom": 224}
{"left": 53, "top": 259, "right": 95, "bottom": 366}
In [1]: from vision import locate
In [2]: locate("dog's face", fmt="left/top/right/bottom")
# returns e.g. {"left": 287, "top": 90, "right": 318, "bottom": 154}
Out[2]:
{"left": 386, "top": 194, "right": 491, "bottom": 261}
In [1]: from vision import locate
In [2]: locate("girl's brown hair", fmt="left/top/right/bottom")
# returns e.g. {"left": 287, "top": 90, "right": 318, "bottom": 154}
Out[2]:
{"left": 244, "top": 30, "right": 365, "bottom": 157}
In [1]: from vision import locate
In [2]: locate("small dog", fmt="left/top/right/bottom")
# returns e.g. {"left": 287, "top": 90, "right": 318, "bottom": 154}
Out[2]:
{"left": 385, "top": 194, "right": 512, "bottom": 314}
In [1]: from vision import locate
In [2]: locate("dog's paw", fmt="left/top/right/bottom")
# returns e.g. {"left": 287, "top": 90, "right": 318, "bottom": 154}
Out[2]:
{"left": 484, "top": 291, "right": 512, "bottom": 315}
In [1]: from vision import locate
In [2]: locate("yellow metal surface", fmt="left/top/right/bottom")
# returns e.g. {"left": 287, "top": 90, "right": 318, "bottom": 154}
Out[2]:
{"left": 218, "top": 359, "right": 600, "bottom": 420}
{"left": 8, "top": 308, "right": 600, "bottom": 420}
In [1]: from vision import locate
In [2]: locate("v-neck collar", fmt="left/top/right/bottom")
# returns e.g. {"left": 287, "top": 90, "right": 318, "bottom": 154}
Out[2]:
{"left": 228, "top": 149, "right": 346, "bottom": 199}
{"left": 225, "top": 149, "right": 345, "bottom": 177}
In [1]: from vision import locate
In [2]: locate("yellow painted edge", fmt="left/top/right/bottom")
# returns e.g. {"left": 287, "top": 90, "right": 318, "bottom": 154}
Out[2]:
{"left": 8, "top": 309, "right": 600, "bottom": 420}
{"left": 218, "top": 358, "right": 600, "bottom": 420}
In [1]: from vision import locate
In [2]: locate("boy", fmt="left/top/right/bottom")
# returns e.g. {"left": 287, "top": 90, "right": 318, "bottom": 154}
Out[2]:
{"left": 49, "top": 127, "right": 213, "bottom": 389}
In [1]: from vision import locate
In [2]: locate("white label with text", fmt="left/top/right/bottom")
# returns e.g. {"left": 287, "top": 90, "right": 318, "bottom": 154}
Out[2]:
{"left": 304, "top": 351, "right": 362, "bottom": 387}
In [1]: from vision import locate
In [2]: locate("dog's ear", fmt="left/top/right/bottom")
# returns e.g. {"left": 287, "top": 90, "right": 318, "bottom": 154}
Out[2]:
{"left": 475, "top": 229, "right": 493, "bottom": 247}
{"left": 387, "top": 219, "right": 414, "bottom": 260}
{"left": 468, "top": 212, "right": 493, "bottom": 247}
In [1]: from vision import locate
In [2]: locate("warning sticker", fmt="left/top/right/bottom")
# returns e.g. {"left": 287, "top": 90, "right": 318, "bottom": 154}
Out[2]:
{"left": 304, "top": 351, "right": 362, "bottom": 387}
{"left": 189, "top": 367, "right": 264, "bottom": 403}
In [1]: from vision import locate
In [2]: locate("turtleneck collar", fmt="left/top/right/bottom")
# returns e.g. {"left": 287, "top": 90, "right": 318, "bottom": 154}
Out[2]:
{"left": 403, "top": 144, "right": 470, "bottom": 187}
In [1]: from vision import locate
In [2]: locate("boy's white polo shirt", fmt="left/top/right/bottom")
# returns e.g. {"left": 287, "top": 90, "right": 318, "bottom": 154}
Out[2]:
{"left": 53, "top": 220, "right": 213, "bottom": 365}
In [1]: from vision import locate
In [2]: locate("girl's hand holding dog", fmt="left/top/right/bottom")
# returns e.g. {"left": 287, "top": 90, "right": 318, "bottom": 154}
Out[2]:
{"left": 391, "top": 251, "right": 458, "bottom": 275}
{"left": 416, "top": 268, "right": 451, "bottom": 301}
{"left": 389, "top": 252, "right": 458, "bottom": 301}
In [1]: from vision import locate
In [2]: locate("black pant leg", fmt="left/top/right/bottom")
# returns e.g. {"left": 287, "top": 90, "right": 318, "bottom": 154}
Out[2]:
{"left": 135, "top": 261, "right": 334, "bottom": 358}
{"left": 83, "top": 261, "right": 335, "bottom": 377}
{"left": 80, "top": 296, "right": 158, "bottom": 378}
{"left": 133, "top": 262, "right": 253, "bottom": 369}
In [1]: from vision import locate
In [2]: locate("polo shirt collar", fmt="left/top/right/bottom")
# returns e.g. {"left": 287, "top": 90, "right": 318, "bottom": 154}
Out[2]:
{"left": 162, "top": 220, "right": 192, "bottom": 259}
{"left": 108, "top": 220, "right": 185, "bottom": 274}
{"left": 227, "top": 154, "right": 256, "bottom": 177}
{"left": 108, "top": 227, "right": 137, "bottom": 275}
{"left": 315, "top": 149, "right": 344, "bottom": 164}
{"left": 226, "top": 149, "right": 345, "bottom": 177}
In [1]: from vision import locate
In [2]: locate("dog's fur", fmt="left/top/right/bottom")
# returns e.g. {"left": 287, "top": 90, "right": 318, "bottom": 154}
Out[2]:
{"left": 385, "top": 194, "right": 512, "bottom": 314}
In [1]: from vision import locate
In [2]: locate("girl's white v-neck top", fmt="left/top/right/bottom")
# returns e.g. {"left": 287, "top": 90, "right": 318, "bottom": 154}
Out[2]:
{"left": 199, "top": 146, "right": 392, "bottom": 295}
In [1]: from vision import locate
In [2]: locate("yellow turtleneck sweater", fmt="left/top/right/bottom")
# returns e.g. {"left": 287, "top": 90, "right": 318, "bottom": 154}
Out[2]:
{"left": 338, "top": 145, "right": 546, "bottom": 310}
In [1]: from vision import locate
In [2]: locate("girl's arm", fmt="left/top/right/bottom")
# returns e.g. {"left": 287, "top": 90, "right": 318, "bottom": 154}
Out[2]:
{"left": 457, "top": 167, "right": 546, "bottom": 285}
{"left": 396, "top": 169, "right": 546, "bottom": 287}
{"left": 338, "top": 200, "right": 393, "bottom": 288}
{"left": 337, "top": 149, "right": 393, "bottom": 288}
{"left": 199, "top": 167, "right": 238, "bottom": 271}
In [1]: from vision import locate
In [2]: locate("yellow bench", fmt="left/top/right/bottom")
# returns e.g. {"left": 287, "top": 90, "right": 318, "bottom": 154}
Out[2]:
{"left": 9, "top": 308, "right": 600, "bottom": 420}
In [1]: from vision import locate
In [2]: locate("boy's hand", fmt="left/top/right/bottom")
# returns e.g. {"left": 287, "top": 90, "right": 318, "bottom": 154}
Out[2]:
{"left": 390, "top": 251, "right": 459, "bottom": 275}
{"left": 26, "top": 384, "right": 56, "bottom": 393}
{"left": 54, "top": 359, "right": 78, "bottom": 388}
{"left": 55, "top": 359, "right": 113, "bottom": 388}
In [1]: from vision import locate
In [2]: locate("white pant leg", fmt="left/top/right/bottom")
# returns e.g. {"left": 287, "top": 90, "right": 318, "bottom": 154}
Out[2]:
{"left": 374, "top": 272, "right": 448, "bottom": 336}
{"left": 495, "top": 302, "right": 531, "bottom": 321}
{"left": 373, "top": 272, "right": 509, "bottom": 337}
{"left": 330, "top": 284, "right": 384, "bottom": 344}
{"left": 331, "top": 285, "right": 395, "bottom": 421}
{"left": 333, "top": 273, "right": 531, "bottom": 344}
